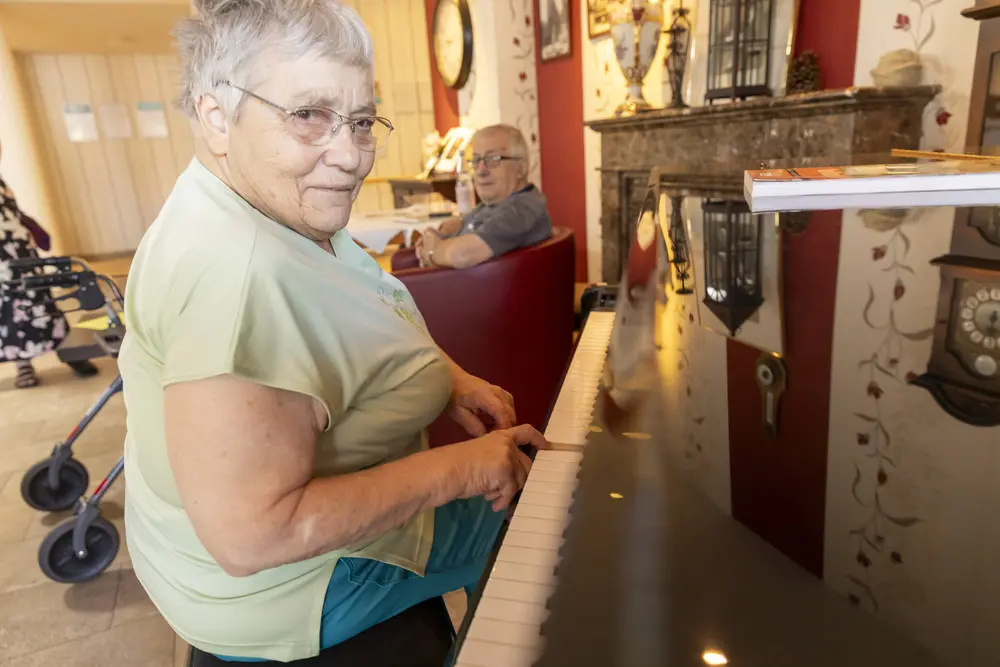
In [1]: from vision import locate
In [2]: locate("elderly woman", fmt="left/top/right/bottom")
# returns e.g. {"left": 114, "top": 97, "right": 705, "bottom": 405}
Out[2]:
{"left": 119, "top": 0, "right": 545, "bottom": 664}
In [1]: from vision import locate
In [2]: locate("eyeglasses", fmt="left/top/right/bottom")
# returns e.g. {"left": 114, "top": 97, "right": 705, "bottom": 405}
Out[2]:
{"left": 470, "top": 155, "right": 521, "bottom": 170}
{"left": 221, "top": 81, "right": 393, "bottom": 152}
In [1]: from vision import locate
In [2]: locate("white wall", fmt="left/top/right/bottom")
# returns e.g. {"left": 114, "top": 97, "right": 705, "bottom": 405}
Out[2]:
{"left": 458, "top": 0, "right": 542, "bottom": 187}
{"left": 852, "top": 0, "right": 979, "bottom": 152}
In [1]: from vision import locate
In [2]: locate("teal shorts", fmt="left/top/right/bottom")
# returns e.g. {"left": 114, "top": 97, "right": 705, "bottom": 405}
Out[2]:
{"left": 217, "top": 496, "right": 506, "bottom": 661}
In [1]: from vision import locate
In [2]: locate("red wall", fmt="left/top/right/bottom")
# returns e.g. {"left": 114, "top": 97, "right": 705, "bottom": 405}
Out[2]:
{"left": 534, "top": 1, "right": 588, "bottom": 282}
{"left": 726, "top": 0, "right": 862, "bottom": 578}
{"left": 793, "top": 0, "right": 863, "bottom": 89}
{"left": 424, "top": 0, "right": 460, "bottom": 135}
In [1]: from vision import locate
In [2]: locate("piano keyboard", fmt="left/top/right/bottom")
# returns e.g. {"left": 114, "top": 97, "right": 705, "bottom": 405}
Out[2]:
{"left": 539, "top": 311, "right": 616, "bottom": 448}
{"left": 453, "top": 310, "right": 616, "bottom": 667}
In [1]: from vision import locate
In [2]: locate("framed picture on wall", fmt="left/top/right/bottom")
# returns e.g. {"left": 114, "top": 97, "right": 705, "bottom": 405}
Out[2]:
{"left": 540, "top": 0, "right": 572, "bottom": 61}
{"left": 587, "top": 0, "right": 612, "bottom": 39}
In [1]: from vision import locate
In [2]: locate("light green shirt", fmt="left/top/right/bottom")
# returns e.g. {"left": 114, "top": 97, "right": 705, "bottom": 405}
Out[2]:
{"left": 120, "top": 159, "right": 451, "bottom": 661}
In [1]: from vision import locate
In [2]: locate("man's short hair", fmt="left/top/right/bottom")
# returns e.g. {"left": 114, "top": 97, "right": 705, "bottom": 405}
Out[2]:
{"left": 473, "top": 124, "right": 528, "bottom": 159}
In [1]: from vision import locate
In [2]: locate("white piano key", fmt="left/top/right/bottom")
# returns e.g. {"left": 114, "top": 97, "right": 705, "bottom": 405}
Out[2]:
{"left": 524, "top": 469, "right": 577, "bottom": 484}
{"left": 521, "top": 478, "right": 575, "bottom": 498}
{"left": 535, "top": 450, "right": 583, "bottom": 463}
{"left": 517, "top": 489, "right": 574, "bottom": 509}
{"left": 491, "top": 560, "right": 558, "bottom": 585}
{"left": 527, "top": 457, "right": 579, "bottom": 473}
{"left": 496, "top": 543, "right": 561, "bottom": 569}
{"left": 499, "top": 529, "right": 564, "bottom": 552}
{"left": 511, "top": 503, "right": 569, "bottom": 523}
{"left": 508, "top": 515, "right": 566, "bottom": 536}
{"left": 455, "top": 638, "right": 537, "bottom": 667}
{"left": 467, "top": 617, "right": 543, "bottom": 649}
{"left": 483, "top": 577, "right": 555, "bottom": 606}
{"left": 473, "top": 596, "right": 550, "bottom": 627}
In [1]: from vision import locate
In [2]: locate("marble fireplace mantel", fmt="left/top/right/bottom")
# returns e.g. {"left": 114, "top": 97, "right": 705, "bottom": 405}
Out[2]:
{"left": 585, "top": 86, "right": 941, "bottom": 282}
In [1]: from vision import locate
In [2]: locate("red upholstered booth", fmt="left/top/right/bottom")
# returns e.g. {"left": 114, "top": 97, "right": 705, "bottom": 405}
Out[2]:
{"left": 391, "top": 228, "right": 576, "bottom": 447}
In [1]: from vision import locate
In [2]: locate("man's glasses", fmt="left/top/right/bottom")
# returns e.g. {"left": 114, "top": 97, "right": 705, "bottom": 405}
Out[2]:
{"left": 470, "top": 155, "right": 521, "bottom": 170}
{"left": 221, "top": 81, "right": 393, "bottom": 152}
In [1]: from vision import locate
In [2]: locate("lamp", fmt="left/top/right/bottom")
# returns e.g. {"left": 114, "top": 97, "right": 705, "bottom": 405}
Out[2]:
{"left": 702, "top": 199, "right": 764, "bottom": 335}
{"left": 664, "top": 0, "right": 693, "bottom": 109}
{"left": 706, "top": 0, "right": 774, "bottom": 103}
{"left": 668, "top": 195, "right": 694, "bottom": 294}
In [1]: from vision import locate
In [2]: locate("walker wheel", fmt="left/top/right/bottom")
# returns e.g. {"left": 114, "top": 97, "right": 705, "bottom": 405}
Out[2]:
{"left": 20, "top": 457, "right": 90, "bottom": 512}
{"left": 38, "top": 515, "right": 119, "bottom": 584}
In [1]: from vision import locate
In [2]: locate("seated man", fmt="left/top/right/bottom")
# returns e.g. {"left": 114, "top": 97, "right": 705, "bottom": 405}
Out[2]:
{"left": 415, "top": 124, "right": 551, "bottom": 269}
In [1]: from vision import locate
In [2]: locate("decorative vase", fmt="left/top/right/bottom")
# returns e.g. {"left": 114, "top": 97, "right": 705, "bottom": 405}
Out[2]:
{"left": 870, "top": 49, "right": 923, "bottom": 87}
{"left": 610, "top": 0, "right": 665, "bottom": 117}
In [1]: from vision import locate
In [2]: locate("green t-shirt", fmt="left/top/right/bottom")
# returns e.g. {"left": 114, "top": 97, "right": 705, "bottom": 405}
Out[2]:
{"left": 120, "top": 159, "right": 451, "bottom": 661}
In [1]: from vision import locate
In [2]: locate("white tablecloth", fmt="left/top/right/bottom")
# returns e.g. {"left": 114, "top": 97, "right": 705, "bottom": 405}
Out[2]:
{"left": 346, "top": 214, "right": 443, "bottom": 254}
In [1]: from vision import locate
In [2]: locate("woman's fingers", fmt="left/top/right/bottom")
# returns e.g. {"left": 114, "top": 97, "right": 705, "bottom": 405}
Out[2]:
{"left": 453, "top": 405, "right": 487, "bottom": 437}
{"left": 506, "top": 424, "right": 549, "bottom": 451}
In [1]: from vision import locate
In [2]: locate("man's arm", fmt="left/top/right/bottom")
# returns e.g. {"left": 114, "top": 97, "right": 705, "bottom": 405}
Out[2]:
{"left": 425, "top": 234, "right": 495, "bottom": 269}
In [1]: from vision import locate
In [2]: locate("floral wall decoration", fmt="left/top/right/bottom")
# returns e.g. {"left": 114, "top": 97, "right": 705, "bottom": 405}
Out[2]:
{"left": 507, "top": 0, "right": 542, "bottom": 185}
{"left": 855, "top": 0, "right": 978, "bottom": 153}
{"left": 844, "top": 215, "right": 933, "bottom": 613}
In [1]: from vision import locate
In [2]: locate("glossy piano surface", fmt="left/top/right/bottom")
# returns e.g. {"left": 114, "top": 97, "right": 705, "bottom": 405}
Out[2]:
{"left": 534, "top": 163, "right": 1000, "bottom": 667}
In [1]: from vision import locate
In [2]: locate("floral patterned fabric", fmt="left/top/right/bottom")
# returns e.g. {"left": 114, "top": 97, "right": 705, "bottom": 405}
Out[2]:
{"left": 0, "top": 176, "right": 67, "bottom": 361}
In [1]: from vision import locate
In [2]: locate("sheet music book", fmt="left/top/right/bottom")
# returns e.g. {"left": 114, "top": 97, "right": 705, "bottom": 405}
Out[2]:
{"left": 744, "top": 160, "right": 1000, "bottom": 212}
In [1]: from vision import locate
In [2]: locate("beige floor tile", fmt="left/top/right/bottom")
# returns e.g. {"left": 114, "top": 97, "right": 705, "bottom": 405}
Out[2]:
{"left": 0, "top": 614, "right": 175, "bottom": 667}
{"left": 0, "top": 470, "right": 24, "bottom": 508}
{"left": 0, "top": 503, "right": 35, "bottom": 546}
{"left": 0, "top": 572, "right": 118, "bottom": 662}
{"left": 0, "top": 538, "right": 51, "bottom": 596}
{"left": 111, "top": 569, "right": 159, "bottom": 628}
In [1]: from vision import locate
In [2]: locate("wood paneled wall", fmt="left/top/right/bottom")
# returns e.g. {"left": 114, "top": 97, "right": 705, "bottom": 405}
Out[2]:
{"left": 345, "top": 0, "right": 437, "bottom": 215}
{"left": 17, "top": 0, "right": 435, "bottom": 256}
{"left": 21, "top": 53, "right": 194, "bottom": 256}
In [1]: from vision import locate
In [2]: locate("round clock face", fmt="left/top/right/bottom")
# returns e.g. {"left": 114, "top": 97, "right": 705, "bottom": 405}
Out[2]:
{"left": 434, "top": 0, "right": 472, "bottom": 89}
{"left": 960, "top": 287, "right": 1000, "bottom": 354}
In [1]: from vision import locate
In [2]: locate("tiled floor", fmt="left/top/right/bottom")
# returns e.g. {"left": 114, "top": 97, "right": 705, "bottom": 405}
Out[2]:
{"left": 0, "top": 254, "right": 468, "bottom": 666}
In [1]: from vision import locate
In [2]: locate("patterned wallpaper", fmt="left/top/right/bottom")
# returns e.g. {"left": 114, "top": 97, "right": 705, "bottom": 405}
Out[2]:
{"left": 823, "top": 4, "right": 993, "bottom": 662}
{"left": 458, "top": 0, "right": 541, "bottom": 187}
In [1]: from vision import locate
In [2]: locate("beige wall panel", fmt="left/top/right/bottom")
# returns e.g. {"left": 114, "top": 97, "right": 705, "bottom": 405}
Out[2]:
{"left": 106, "top": 54, "right": 167, "bottom": 230}
{"left": 84, "top": 54, "right": 145, "bottom": 250}
{"left": 28, "top": 54, "right": 101, "bottom": 254}
{"left": 132, "top": 55, "right": 179, "bottom": 203}
{"left": 16, "top": 54, "right": 77, "bottom": 254}
{"left": 155, "top": 54, "right": 195, "bottom": 174}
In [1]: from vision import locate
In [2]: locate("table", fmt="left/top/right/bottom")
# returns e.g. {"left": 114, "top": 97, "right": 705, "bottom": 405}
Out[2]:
{"left": 346, "top": 213, "right": 444, "bottom": 254}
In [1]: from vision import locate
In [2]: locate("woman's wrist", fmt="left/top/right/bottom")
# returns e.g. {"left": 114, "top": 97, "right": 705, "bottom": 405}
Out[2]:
{"left": 419, "top": 445, "right": 468, "bottom": 505}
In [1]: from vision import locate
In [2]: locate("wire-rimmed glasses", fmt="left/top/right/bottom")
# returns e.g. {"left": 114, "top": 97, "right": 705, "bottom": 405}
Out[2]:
{"left": 221, "top": 81, "right": 393, "bottom": 152}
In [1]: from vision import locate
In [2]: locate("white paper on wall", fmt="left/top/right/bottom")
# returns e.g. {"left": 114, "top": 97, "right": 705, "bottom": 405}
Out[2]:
{"left": 98, "top": 103, "right": 133, "bottom": 139}
{"left": 136, "top": 101, "right": 169, "bottom": 139}
{"left": 62, "top": 103, "right": 99, "bottom": 143}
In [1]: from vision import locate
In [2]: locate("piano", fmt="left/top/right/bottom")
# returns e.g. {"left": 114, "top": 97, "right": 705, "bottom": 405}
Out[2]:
{"left": 446, "top": 175, "right": 949, "bottom": 667}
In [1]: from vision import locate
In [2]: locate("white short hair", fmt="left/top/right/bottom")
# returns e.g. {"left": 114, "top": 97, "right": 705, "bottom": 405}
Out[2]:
{"left": 474, "top": 124, "right": 529, "bottom": 159}
{"left": 174, "top": 0, "right": 374, "bottom": 118}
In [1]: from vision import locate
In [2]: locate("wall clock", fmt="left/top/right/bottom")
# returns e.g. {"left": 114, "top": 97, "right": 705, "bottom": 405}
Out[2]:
{"left": 432, "top": 0, "right": 473, "bottom": 90}
{"left": 912, "top": 254, "right": 1000, "bottom": 426}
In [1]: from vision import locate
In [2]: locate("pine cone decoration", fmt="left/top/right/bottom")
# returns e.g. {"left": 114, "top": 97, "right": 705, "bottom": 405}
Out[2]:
{"left": 786, "top": 50, "right": 824, "bottom": 94}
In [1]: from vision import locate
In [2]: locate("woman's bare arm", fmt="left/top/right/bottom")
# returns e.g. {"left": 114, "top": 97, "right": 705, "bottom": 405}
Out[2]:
{"left": 164, "top": 374, "right": 543, "bottom": 577}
